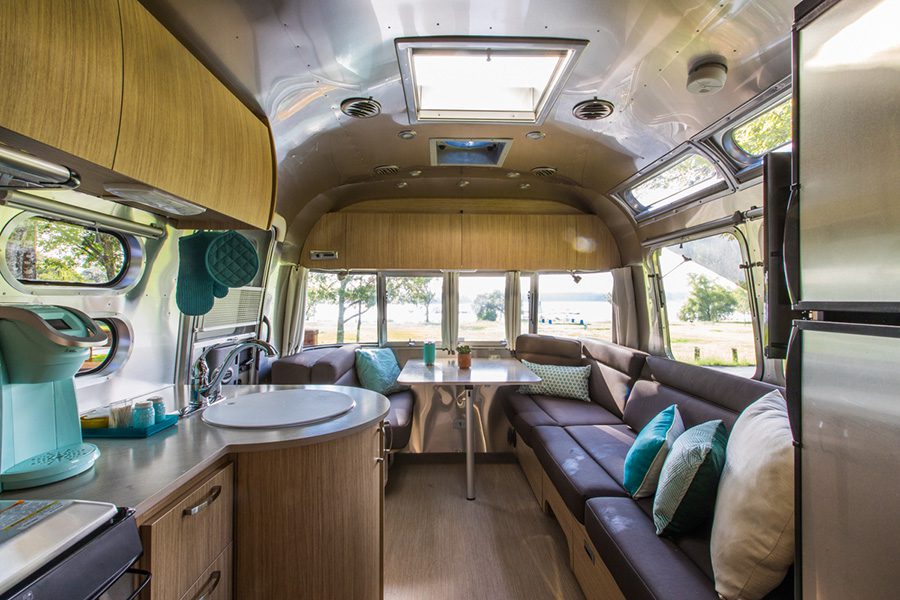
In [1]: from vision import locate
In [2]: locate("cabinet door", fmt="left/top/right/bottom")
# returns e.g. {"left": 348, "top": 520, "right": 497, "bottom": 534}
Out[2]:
{"left": 0, "top": 0, "right": 122, "bottom": 167}
{"left": 115, "top": 0, "right": 274, "bottom": 229}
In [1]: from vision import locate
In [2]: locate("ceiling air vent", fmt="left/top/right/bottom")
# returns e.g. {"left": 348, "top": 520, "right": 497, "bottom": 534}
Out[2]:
{"left": 340, "top": 97, "right": 382, "bottom": 118}
{"left": 572, "top": 98, "right": 614, "bottom": 120}
{"left": 531, "top": 166, "right": 557, "bottom": 177}
{"left": 373, "top": 165, "right": 400, "bottom": 176}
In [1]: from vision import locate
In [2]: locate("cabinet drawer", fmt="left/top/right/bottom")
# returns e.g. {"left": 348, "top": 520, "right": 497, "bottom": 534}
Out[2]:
{"left": 180, "top": 545, "right": 232, "bottom": 600}
{"left": 572, "top": 527, "right": 625, "bottom": 600}
{"left": 142, "top": 464, "right": 233, "bottom": 599}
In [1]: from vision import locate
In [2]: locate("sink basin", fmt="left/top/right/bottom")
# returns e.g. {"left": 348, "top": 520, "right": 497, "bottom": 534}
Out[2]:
{"left": 201, "top": 389, "right": 356, "bottom": 429}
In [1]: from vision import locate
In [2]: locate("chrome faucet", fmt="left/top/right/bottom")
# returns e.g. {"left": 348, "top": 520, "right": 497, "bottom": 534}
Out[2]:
{"left": 184, "top": 339, "right": 278, "bottom": 415}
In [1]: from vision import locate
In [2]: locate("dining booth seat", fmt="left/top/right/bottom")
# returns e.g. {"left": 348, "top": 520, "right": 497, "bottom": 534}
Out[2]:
{"left": 504, "top": 334, "right": 793, "bottom": 600}
{"left": 271, "top": 344, "right": 413, "bottom": 449}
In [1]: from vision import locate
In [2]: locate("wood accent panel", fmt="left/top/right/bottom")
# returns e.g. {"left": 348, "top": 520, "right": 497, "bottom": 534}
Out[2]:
{"left": 542, "top": 470, "right": 580, "bottom": 567}
{"left": 515, "top": 433, "right": 544, "bottom": 506}
{"left": 180, "top": 544, "right": 233, "bottom": 600}
{"left": 115, "top": 0, "right": 274, "bottom": 229}
{"left": 140, "top": 464, "right": 234, "bottom": 600}
{"left": 342, "top": 198, "right": 583, "bottom": 215}
{"left": 235, "top": 426, "right": 383, "bottom": 600}
{"left": 303, "top": 212, "right": 347, "bottom": 268}
{"left": 573, "top": 215, "right": 621, "bottom": 271}
{"left": 0, "top": 0, "right": 122, "bottom": 167}
{"left": 572, "top": 524, "right": 627, "bottom": 600}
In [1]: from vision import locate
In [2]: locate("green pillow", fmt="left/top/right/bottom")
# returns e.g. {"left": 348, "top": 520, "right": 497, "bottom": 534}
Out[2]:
{"left": 624, "top": 405, "right": 685, "bottom": 498}
{"left": 518, "top": 360, "right": 591, "bottom": 402}
{"left": 355, "top": 349, "right": 409, "bottom": 396}
{"left": 653, "top": 420, "right": 727, "bottom": 537}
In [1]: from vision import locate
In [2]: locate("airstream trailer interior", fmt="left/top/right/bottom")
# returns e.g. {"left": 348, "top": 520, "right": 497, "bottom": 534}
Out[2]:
{"left": 0, "top": 0, "right": 896, "bottom": 598}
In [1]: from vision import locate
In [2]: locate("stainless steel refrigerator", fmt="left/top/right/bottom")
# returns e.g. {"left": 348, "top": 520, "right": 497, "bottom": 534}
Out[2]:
{"left": 785, "top": 0, "right": 900, "bottom": 597}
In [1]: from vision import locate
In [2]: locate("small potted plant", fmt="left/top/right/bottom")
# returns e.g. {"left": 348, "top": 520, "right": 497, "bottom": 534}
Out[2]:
{"left": 456, "top": 345, "right": 472, "bottom": 369}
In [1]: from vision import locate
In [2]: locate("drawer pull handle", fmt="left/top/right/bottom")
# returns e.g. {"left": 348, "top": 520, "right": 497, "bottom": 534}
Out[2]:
{"left": 183, "top": 485, "right": 222, "bottom": 517}
{"left": 583, "top": 541, "right": 595, "bottom": 564}
{"left": 192, "top": 570, "right": 221, "bottom": 600}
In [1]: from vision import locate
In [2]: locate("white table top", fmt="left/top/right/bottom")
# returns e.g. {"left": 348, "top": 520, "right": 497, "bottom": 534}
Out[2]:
{"left": 397, "top": 358, "right": 541, "bottom": 386}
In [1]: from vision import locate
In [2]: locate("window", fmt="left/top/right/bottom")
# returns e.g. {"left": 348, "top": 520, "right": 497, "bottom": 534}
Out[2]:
{"left": 656, "top": 234, "right": 756, "bottom": 375}
{"left": 304, "top": 272, "right": 378, "bottom": 345}
{"left": 458, "top": 274, "right": 507, "bottom": 343}
{"left": 730, "top": 99, "right": 792, "bottom": 157}
{"left": 385, "top": 275, "right": 443, "bottom": 343}
{"left": 629, "top": 154, "right": 723, "bottom": 212}
{"left": 537, "top": 273, "right": 613, "bottom": 340}
{"left": 77, "top": 319, "right": 116, "bottom": 375}
{"left": 5, "top": 217, "right": 126, "bottom": 285}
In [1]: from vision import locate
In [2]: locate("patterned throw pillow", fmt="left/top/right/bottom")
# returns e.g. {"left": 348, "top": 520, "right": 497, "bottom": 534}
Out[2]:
{"left": 518, "top": 359, "right": 591, "bottom": 402}
{"left": 623, "top": 405, "right": 685, "bottom": 498}
{"left": 355, "top": 348, "right": 409, "bottom": 396}
{"left": 653, "top": 420, "right": 727, "bottom": 537}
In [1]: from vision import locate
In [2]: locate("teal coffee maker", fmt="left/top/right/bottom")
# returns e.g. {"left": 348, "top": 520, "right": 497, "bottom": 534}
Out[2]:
{"left": 0, "top": 305, "right": 108, "bottom": 492}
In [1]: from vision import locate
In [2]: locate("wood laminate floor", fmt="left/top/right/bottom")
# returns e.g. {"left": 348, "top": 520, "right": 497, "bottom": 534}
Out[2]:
{"left": 384, "top": 459, "right": 585, "bottom": 600}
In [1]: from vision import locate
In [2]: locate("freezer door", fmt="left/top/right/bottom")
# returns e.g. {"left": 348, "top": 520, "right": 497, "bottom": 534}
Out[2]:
{"left": 798, "top": 322, "right": 900, "bottom": 598}
{"left": 796, "top": 0, "right": 900, "bottom": 306}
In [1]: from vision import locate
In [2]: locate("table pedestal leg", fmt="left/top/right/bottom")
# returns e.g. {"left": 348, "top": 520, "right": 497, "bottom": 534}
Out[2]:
{"left": 465, "top": 385, "right": 475, "bottom": 500}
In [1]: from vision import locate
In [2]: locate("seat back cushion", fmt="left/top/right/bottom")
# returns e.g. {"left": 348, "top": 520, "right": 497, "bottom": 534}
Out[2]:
{"left": 355, "top": 348, "right": 409, "bottom": 395}
{"left": 624, "top": 356, "right": 781, "bottom": 433}
{"left": 711, "top": 391, "right": 794, "bottom": 600}
{"left": 581, "top": 338, "right": 649, "bottom": 418}
{"left": 271, "top": 346, "right": 336, "bottom": 384}
{"left": 310, "top": 344, "right": 360, "bottom": 384}
{"left": 515, "top": 334, "right": 585, "bottom": 366}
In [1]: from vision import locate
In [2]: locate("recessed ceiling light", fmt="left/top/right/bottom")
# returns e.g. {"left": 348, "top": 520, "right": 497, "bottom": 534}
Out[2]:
{"left": 398, "top": 129, "right": 417, "bottom": 140}
{"left": 506, "top": 171, "right": 521, "bottom": 178}
{"left": 458, "top": 180, "right": 470, "bottom": 188}
{"left": 525, "top": 131, "right": 546, "bottom": 140}
{"left": 519, "top": 183, "right": 531, "bottom": 190}
{"left": 396, "top": 181, "right": 408, "bottom": 188}
{"left": 409, "top": 170, "right": 422, "bottom": 177}
{"left": 396, "top": 37, "right": 587, "bottom": 124}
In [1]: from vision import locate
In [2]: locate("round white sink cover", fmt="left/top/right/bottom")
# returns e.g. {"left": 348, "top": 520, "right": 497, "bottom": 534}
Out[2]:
{"left": 201, "top": 389, "right": 356, "bottom": 429}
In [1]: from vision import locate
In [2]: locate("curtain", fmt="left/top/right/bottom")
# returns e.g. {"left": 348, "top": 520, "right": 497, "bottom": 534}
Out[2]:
{"left": 505, "top": 271, "right": 521, "bottom": 350}
{"left": 280, "top": 265, "right": 308, "bottom": 356}
{"left": 441, "top": 272, "right": 459, "bottom": 350}
{"left": 611, "top": 266, "right": 639, "bottom": 348}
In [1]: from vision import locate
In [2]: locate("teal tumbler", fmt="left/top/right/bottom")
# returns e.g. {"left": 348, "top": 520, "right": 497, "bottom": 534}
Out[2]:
{"left": 423, "top": 341, "right": 436, "bottom": 365}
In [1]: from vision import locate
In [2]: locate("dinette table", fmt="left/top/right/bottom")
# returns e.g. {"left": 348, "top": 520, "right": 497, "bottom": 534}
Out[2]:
{"left": 396, "top": 358, "right": 540, "bottom": 500}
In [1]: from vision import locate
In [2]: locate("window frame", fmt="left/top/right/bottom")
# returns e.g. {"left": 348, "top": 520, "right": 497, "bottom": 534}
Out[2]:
{"left": 380, "top": 271, "right": 446, "bottom": 347}
{"left": 0, "top": 212, "right": 144, "bottom": 294}
{"left": 457, "top": 271, "right": 509, "bottom": 347}
{"left": 74, "top": 315, "right": 134, "bottom": 383}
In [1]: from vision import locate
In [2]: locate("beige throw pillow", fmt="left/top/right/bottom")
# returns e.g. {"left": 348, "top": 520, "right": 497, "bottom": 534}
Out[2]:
{"left": 710, "top": 391, "right": 794, "bottom": 600}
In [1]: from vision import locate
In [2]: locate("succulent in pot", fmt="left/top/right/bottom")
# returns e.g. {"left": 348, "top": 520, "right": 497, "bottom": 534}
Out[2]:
{"left": 456, "top": 345, "right": 472, "bottom": 369}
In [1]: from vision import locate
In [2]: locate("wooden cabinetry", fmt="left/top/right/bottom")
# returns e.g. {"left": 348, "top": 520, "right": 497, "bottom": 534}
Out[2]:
{"left": 115, "top": 0, "right": 274, "bottom": 229}
{"left": 0, "top": 0, "right": 123, "bottom": 167}
{"left": 140, "top": 464, "right": 234, "bottom": 600}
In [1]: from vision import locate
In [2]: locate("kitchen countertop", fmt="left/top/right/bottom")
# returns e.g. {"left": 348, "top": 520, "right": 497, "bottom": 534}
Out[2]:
{"left": 0, "top": 385, "right": 389, "bottom": 517}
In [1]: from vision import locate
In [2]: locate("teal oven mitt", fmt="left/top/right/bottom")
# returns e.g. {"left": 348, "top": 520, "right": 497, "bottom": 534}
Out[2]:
{"left": 176, "top": 231, "right": 221, "bottom": 315}
{"left": 206, "top": 231, "right": 259, "bottom": 289}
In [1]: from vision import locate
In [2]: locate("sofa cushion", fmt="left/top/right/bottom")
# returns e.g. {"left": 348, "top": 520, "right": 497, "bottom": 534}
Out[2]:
{"left": 653, "top": 420, "right": 727, "bottom": 537}
{"left": 581, "top": 338, "right": 649, "bottom": 417}
{"left": 384, "top": 390, "right": 414, "bottom": 449}
{"left": 711, "top": 391, "right": 794, "bottom": 600}
{"left": 624, "top": 405, "right": 685, "bottom": 498}
{"left": 531, "top": 425, "right": 628, "bottom": 523}
{"left": 519, "top": 360, "right": 592, "bottom": 402}
{"left": 563, "top": 424, "right": 635, "bottom": 488}
{"left": 502, "top": 392, "right": 556, "bottom": 446}
{"left": 310, "top": 344, "right": 360, "bottom": 385}
{"left": 531, "top": 396, "right": 622, "bottom": 427}
{"left": 515, "top": 334, "right": 586, "bottom": 366}
{"left": 585, "top": 497, "right": 719, "bottom": 600}
{"left": 271, "top": 346, "right": 336, "bottom": 384}
{"left": 355, "top": 348, "right": 408, "bottom": 395}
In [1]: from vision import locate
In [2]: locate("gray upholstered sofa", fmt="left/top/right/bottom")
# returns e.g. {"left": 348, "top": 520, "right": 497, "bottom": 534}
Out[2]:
{"left": 503, "top": 334, "right": 793, "bottom": 600}
{"left": 271, "top": 344, "right": 414, "bottom": 450}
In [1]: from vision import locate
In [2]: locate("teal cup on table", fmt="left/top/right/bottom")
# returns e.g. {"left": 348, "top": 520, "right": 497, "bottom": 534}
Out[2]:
{"left": 423, "top": 341, "right": 436, "bottom": 365}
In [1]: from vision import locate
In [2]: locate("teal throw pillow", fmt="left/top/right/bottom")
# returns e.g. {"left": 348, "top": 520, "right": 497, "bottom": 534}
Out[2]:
{"left": 653, "top": 419, "right": 728, "bottom": 537}
{"left": 519, "top": 360, "right": 591, "bottom": 402}
{"left": 624, "top": 405, "right": 685, "bottom": 498}
{"left": 355, "top": 348, "right": 409, "bottom": 396}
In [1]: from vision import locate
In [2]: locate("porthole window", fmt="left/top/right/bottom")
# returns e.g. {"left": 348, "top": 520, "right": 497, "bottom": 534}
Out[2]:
{"left": 78, "top": 319, "right": 117, "bottom": 375}
{"left": 4, "top": 217, "right": 128, "bottom": 286}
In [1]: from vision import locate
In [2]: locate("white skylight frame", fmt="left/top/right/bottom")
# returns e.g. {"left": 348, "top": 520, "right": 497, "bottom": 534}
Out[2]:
{"left": 395, "top": 37, "right": 588, "bottom": 125}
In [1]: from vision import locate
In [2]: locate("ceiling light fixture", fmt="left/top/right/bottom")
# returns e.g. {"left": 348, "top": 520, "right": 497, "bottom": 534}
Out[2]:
{"left": 396, "top": 37, "right": 587, "bottom": 124}
{"left": 396, "top": 181, "right": 408, "bottom": 189}
{"left": 519, "top": 183, "right": 531, "bottom": 190}
{"left": 103, "top": 183, "right": 205, "bottom": 216}
{"left": 525, "top": 131, "right": 546, "bottom": 140}
{"left": 506, "top": 171, "right": 521, "bottom": 178}
{"left": 409, "top": 170, "right": 422, "bottom": 177}
{"left": 458, "top": 180, "right": 470, "bottom": 188}
{"left": 398, "top": 129, "right": 417, "bottom": 140}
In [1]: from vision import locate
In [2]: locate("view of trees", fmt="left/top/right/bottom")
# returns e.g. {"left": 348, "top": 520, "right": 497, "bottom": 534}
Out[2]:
{"left": 5, "top": 217, "right": 125, "bottom": 284}
{"left": 731, "top": 100, "right": 792, "bottom": 156}
{"left": 677, "top": 274, "right": 745, "bottom": 322}
{"left": 473, "top": 290, "right": 504, "bottom": 321}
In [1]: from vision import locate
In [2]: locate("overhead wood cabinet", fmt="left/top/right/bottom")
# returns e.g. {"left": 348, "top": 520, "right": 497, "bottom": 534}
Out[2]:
{"left": 0, "top": 0, "right": 123, "bottom": 167}
{"left": 115, "top": 0, "right": 275, "bottom": 229}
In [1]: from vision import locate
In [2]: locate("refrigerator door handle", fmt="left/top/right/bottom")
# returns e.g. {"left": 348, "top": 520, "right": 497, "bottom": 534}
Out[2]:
{"left": 783, "top": 182, "right": 801, "bottom": 306}
{"left": 784, "top": 322, "right": 801, "bottom": 444}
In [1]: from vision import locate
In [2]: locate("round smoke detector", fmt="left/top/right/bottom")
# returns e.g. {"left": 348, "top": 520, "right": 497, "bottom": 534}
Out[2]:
{"left": 340, "top": 97, "right": 382, "bottom": 118}
{"left": 687, "top": 62, "right": 728, "bottom": 95}
{"left": 572, "top": 98, "right": 615, "bottom": 120}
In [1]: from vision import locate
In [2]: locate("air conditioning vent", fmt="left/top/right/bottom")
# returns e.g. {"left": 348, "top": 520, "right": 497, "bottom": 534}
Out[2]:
{"left": 309, "top": 250, "right": 339, "bottom": 261}
{"left": 200, "top": 287, "right": 264, "bottom": 332}
{"left": 572, "top": 98, "right": 614, "bottom": 120}
{"left": 340, "top": 97, "right": 382, "bottom": 119}
{"left": 373, "top": 165, "right": 400, "bottom": 176}
{"left": 531, "top": 166, "right": 558, "bottom": 177}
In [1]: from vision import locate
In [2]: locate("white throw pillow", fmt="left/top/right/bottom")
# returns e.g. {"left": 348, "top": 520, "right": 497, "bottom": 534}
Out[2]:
{"left": 710, "top": 391, "right": 794, "bottom": 600}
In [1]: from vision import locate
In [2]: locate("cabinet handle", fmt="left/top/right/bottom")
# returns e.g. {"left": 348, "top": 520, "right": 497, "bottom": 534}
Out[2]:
{"left": 183, "top": 485, "right": 222, "bottom": 517}
{"left": 583, "top": 541, "right": 595, "bottom": 564}
{"left": 191, "top": 570, "right": 221, "bottom": 600}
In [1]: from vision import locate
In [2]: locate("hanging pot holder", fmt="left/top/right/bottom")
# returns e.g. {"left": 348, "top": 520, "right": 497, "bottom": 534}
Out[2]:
{"left": 205, "top": 231, "right": 259, "bottom": 289}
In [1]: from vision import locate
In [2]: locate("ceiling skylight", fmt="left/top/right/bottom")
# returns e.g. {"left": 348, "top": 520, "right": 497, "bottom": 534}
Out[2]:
{"left": 395, "top": 37, "right": 587, "bottom": 124}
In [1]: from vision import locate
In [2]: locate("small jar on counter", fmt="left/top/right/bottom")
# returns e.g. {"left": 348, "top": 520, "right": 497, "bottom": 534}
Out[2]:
{"left": 149, "top": 396, "right": 167, "bottom": 423}
{"left": 131, "top": 400, "right": 155, "bottom": 429}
